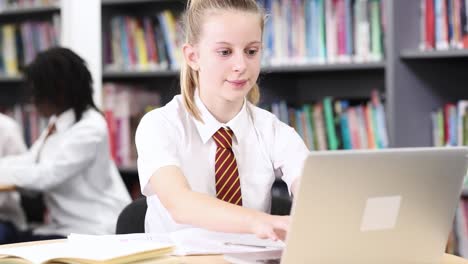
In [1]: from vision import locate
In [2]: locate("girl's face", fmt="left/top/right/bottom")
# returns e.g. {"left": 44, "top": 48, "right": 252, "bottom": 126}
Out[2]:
{"left": 187, "top": 10, "right": 262, "bottom": 107}
{"left": 36, "top": 101, "right": 59, "bottom": 118}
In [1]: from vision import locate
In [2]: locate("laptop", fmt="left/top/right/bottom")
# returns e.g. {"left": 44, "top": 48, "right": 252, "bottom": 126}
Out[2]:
{"left": 224, "top": 147, "right": 468, "bottom": 264}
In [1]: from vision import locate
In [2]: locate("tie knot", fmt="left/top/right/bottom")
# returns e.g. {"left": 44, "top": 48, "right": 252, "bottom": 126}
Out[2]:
{"left": 213, "top": 127, "right": 234, "bottom": 149}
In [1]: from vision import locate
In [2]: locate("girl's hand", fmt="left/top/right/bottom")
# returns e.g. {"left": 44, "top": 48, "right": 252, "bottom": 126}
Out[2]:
{"left": 250, "top": 213, "right": 290, "bottom": 241}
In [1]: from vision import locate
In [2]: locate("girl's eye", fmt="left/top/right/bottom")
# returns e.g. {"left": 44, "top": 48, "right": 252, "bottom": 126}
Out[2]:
{"left": 246, "top": 49, "right": 258, "bottom": 56}
{"left": 217, "top": 49, "right": 232, "bottom": 56}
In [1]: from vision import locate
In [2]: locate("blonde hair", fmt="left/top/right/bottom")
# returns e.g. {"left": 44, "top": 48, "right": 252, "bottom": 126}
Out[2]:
{"left": 180, "top": 0, "right": 265, "bottom": 121}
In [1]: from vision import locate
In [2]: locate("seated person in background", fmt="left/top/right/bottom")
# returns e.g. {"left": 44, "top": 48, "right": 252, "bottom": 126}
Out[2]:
{"left": 0, "top": 113, "right": 27, "bottom": 244}
{"left": 0, "top": 47, "right": 131, "bottom": 243}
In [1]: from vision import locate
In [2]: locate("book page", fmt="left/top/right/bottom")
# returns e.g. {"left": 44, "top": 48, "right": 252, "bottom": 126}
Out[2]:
{"left": 0, "top": 239, "right": 174, "bottom": 264}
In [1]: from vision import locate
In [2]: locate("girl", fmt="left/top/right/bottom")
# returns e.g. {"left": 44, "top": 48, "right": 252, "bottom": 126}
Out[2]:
{"left": 136, "top": 0, "right": 309, "bottom": 240}
{"left": 0, "top": 47, "right": 131, "bottom": 243}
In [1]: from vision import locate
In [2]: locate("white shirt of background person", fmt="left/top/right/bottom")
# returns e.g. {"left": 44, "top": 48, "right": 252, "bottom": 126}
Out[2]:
{"left": 0, "top": 113, "right": 27, "bottom": 231}
{"left": 0, "top": 109, "right": 132, "bottom": 236}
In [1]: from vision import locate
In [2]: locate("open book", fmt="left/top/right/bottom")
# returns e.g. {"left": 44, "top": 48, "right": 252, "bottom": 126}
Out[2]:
{"left": 68, "top": 228, "right": 285, "bottom": 256}
{"left": 0, "top": 239, "right": 175, "bottom": 264}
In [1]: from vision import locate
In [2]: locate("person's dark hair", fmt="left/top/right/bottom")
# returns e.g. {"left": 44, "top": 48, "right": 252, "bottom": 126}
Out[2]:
{"left": 24, "top": 47, "right": 98, "bottom": 122}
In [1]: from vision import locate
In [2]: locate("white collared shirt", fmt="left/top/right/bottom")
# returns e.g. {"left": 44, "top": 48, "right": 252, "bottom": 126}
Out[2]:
{"left": 136, "top": 94, "right": 309, "bottom": 234}
{"left": 0, "top": 108, "right": 132, "bottom": 236}
{"left": 0, "top": 113, "right": 27, "bottom": 230}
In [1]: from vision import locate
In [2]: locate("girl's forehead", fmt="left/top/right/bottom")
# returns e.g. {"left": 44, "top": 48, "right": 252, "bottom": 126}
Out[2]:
{"left": 199, "top": 11, "right": 262, "bottom": 43}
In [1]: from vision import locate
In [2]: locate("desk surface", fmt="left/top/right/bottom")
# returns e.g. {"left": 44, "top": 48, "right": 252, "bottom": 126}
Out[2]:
{"left": 0, "top": 240, "right": 467, "bottom": 264}
{"left": 177, "top": 254, "right": 468, "bottom": 264}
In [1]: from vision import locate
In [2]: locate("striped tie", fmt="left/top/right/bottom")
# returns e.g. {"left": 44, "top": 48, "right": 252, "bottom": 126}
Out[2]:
{"left": 213, "top": 127, "right": 242, "bottom": 206}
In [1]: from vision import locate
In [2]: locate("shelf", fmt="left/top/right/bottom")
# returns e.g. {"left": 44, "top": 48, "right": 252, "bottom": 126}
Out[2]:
{"left": 103, "top": 69, "right": 179, "bottom": 79}
{"left": 400, "top": 49, "right": 468, "bottom": 59}
{"left": 0, "top": 5, "right": 59, "bottom": 17}
{"left": 0, "top": 75, "right": 23, "bottom": 82}
{"left": 261, "top": 62, "right": 386, "bottom": 73}
{"left": 103, "top": 62, "right": 386, "bottom": 79}
{"left": 102, "top": 0, "right": 178, "bottom": 6}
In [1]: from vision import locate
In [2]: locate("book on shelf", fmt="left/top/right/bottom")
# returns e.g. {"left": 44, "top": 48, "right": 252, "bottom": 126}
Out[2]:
{"left": 431, "top": 100, "right": 468, "bottom": 146}
{"left": 419, "top": 0, "right": 468, "bottom": 51}
{"left": 0, "top": 17, "right": 60, "bottom": 77}
{"left": 1, "top": 104, "right": 47, "bottom": 147}
{"left": 103, "top": 83, "right": 161, "bottom": 168}
{"left": 268, "top": 89, "right": 388, "bottom": 151}
{"left": 103, "top": 10, "right": 184, "bottom": 72}
{"left": 0, "top": 239, "right": 175, "bottom": 264}
{"left": 258, "top": 0, "right": 385, "bottom": 66}
{"left": 102, "top": 0, "right": 386, "bottom": 72}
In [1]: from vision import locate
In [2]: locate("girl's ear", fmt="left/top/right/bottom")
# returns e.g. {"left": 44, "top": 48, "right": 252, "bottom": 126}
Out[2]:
{"left": 183, "top": 43, "right": 200, "bottom": 71}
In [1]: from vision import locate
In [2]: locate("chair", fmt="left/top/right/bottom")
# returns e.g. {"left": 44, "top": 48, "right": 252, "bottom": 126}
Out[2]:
{"left": 115, "top": 196, "right": 147, "bottom": 234}
{"left": 115, "top": 180, "right": 292, "bottom": 234}
{"left": 270, "top": 179, "right": 292, "bottom": 216}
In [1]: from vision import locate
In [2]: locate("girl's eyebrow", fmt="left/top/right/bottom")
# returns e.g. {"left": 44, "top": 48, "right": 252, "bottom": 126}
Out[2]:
{"left": 214, "top": 41, "right": 262, "bottom": 45}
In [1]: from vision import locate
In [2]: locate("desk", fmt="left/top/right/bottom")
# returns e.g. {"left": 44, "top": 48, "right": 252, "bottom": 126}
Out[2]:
{"left": 177, "top": 254, "right": 468, "bottom": 264}
{"left": 0, "top": 185, "right": 15, "bottom": 192}
{"left": 0, "top": 240, "right": 467, "bottom": 264}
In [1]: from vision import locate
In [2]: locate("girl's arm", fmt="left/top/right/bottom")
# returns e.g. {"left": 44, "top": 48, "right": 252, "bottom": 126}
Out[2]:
{"left": 150, "top": 165, "right": 289, "bottom": 241}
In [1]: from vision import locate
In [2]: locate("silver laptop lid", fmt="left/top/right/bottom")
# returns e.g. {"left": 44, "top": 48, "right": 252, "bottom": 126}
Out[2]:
{"left": 282, "top": 147, "right": 468, "bottom": 264}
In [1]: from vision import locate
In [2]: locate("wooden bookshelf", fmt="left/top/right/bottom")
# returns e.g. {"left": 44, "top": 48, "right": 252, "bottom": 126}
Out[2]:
{"left": 400, "top": 49, "right": 468, "bottom": 60}
{"left": 0, "top": 5, "right": 59, "bottom": 17}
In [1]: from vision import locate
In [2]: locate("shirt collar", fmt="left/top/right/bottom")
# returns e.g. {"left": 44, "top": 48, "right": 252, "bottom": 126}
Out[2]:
{"left": 192, "top": 91, "right": 249, "bottom": 145}
{"left": 50, "top": 108, "right": 76, "bottom": 133}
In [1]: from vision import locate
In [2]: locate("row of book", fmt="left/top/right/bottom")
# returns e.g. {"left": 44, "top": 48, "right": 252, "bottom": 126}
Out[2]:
{"left": 0, "top": 0, "right": 58, "bottom": 11}
{"left": 419, "top": 0, "right": 468, "bottom": 51}
{"left": 269, "top": 90, "right": 388, "bottom": 151}
{"left": 259, "top": 0, "right": 385, "bottom": 65}
{"left": 0, "top": 16, "right": 60, "bottom": 76}
{"left": 103, "top": 12, "right": 184, "bottom": 72}
{"left": 0, "top": 104, "right": 46, "bottom": 147}
{"left": 102, "top": 83, "right": 162, "bottom": 168}
{"left": 431, "top": 101, "right": 468, "bottom": 147}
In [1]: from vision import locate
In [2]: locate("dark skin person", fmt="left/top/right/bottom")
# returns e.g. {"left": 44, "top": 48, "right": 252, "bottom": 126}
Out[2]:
{"left": 36, "top": 102, "right": 66, "bottom": 118}
{"left": 34, "top": 91, "right": 67, "bottom": 118}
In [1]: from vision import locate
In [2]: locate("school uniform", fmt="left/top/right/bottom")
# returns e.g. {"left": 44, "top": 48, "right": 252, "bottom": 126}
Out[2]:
{"left": 0, "top": 108, "right": 131, "bottom": 237}
{"left": 136, "top": 92, "right": 309, "bottom": 234}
